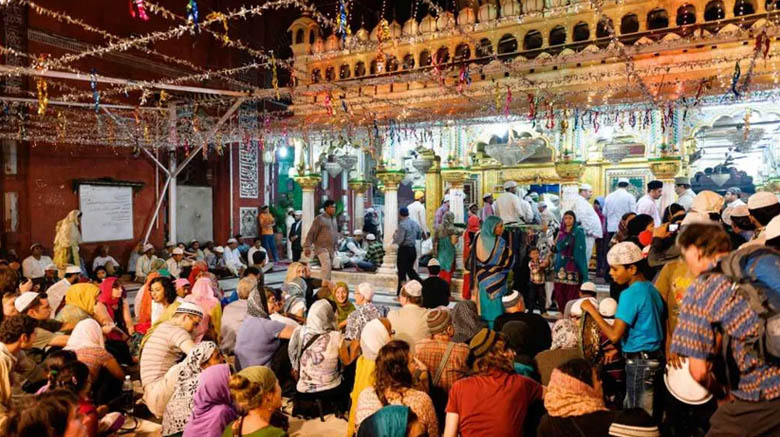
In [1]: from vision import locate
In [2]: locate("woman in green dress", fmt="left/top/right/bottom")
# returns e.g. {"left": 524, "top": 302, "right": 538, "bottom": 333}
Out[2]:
{"left": 433, "top": 211, "right": 462, "bottom": 284}
{"left": 223, "top": 366, "right": 287, "bottom": 437}
{"left": 468, "top": 215, "right": 513, "bottom": 329}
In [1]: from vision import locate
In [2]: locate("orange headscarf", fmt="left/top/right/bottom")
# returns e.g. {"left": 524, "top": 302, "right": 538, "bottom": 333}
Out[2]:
{"left": 135, "top": 272, "right": 160, "bottom": 332}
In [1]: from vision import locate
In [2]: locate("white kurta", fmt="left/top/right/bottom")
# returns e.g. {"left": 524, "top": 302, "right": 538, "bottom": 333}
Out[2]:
{"left": 22, "top": 255, "right": 53, "bottom": 279}
{"left": 604, "top": 188, "right": 637, "bottom": 232}
{"left": 494, "top": 192, "right": 534, "bottom": 224}
{"left": 676, "top": 189, "right": 696, "bottom": 211}
{"left": 637, "top": 194, "right": 662, "bottom": 226}
{"left": 46, "top": 278, "right": 71, "bottom": 317}
{"left": 572, "top": 195, "right": 603, "bottom": 238}
{"left": 406, "top": 200, "right": 429, "bottom": 234}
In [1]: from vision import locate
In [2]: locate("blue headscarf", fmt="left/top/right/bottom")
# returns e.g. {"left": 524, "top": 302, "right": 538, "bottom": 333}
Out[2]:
{"left": 479, "top": 215, "right": 503, "bottom": 254}
{"left": 358, "top": 405, "right": 410, "bottom": 437}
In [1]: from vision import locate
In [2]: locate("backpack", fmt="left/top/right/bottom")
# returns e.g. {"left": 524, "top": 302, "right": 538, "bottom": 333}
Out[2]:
{"left": 713, "top": 246, "right": 780, "bottom": 365}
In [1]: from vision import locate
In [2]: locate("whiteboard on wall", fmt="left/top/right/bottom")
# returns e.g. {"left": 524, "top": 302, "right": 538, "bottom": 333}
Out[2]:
{"left": 78, "top": 184, "right": 134, "bottom": 242}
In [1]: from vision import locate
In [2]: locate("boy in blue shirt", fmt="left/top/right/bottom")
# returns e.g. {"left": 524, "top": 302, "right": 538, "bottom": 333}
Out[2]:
{"left": 581, "top": 241, "right": 664, "bottom": 419}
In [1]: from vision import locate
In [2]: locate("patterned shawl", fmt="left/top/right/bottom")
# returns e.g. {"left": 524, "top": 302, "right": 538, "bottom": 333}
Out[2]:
{"left": 162, "top": 341, "right": 219, "bottom": 435}
{"left": 544, "top": 368, "right": 607, "bottom": 417}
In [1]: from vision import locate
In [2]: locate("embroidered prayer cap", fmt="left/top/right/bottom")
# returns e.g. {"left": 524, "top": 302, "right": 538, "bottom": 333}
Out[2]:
{"left": 766, "top": 215, "right": 780, "bottom": 241}
{"left": 366, "top": 233, "right": 376, "bottom": 241}
{"left": 501, "top": 290, "right": 522, "bottom": 309}
{"left": 580, "top": 281, "right": 597, "bottom": 293}
{"left": 607, "top": 242, "right": 643, "bottom": 266}
{"left": 599, "top": 298, "right": 618, "bottom": 317}
{"left": 356, "top": 283, "right": 374, "bottom": 301}
{"left": 143, "top": 243, "right": 155, "bottom": 252}
{"left": 353, "top": 229, "right": 363, "bottom": 236}
{"left": 427, "top": 258, "right": 440, "bottom": 267}
{"left": 214, "top": 246, "right": 225, "bottom": 253}
{"left": 503, "top": 181, "right": 518, "bottom": 190}
{"left": 175, "top": 302, "right": 204, "bottom": 318}
{"left": 226, "top": 238, "right": 238, "bottom": 244}
{"left": 608, "top": 408, "right": 661, "bottom": 437}
{"left": 690, "top": 190, "right": 724, "bottom": 214}
{"left": 14, "top": 292, "right": 40, "bottom": 313}
{"left": 172, "top": 248, "right": 184, "bottom": 255}
{"left": 402, "top": 280, "right": 422, "bottom": 297}
{"left": 65, "top": 265, "right": 82, "bottom": 274}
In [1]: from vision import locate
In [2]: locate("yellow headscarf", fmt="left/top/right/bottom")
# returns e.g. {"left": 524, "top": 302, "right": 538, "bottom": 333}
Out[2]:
{"left": 65, "top": 283, "right": 100, "bottom": 315}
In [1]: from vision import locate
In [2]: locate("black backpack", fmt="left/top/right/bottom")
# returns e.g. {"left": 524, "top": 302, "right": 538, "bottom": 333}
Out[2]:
{"left": 711, "top": 246, "right": 780, "bottom": 374}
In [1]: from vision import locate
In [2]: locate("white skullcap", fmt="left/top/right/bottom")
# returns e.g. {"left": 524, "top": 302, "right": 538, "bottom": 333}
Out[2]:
{"left": 356, "top": 282, "right": 374, "bottom": 301}
{"left": 294, "top": 210, "right": 303, "bottom": 215}
{"left": 580, "top": 183, "right": 592, "bottom": 191}
{"left": 607, "top": 242, "right": 643, "bottom": 265}
{"left": 29, "top": 243, "right": 42, "bottom": 251}
{"left": 65, "top": 265, "right": 82, "bottom": 274}
{"left": 502, "top": 290, "right": 523, "bottom": 308}
{"left": 599, "top": 298, "right": 618, "bottom": 317}
{"left": 214, "top": 246, "right": 225, "bottom": 253}
{"left": 366, "top": 233, "right": 376, "bottom": 241}
{"left": 571, "top": 297, "right": 597, "bottom": 317}
{"left": 175, "top": 301, "right": 204, "bottom": 318}
{"left": 14, "top": 291, "right": 40, "bottom": 313}
{"left": 172, "top": 248, "right": 184, "bottom": 255}
{"left": 748, "top": 191, "right": 780, "bottom": 210}
{"left": 503, "top": 181, "right": 518, "bottom": 189}
{"left": 766, "top": 215, "right": 780, "bottom": 241}
{"left": 44, "top": 263, "right": 57, "bottom": 271}
{"left": 483, "top": 192, "right": 493, "bottom": 199}
{"left": 580, "top": 281, "right": 597, "bottom": 293}
{"left": 691, "top": 191, "right": 724, "bottom": 214}
{"left": 617, "top": 178, "right": 630, "bottom": 185}
{"left": 227, "top": 238, "right": 238, "bottom": 244}
{"left": 166, "top": 241, "right": 176, "bottom": 247}
{"left": 427, "top": 258, "right": 440, "bottom": 267}
{"left": 402, "top": 280, "right": 422, "bottom": 297}
{"left": 143, "top": 243, "right": 155, "bottom": 252}
{"left": 443, "top": 195, "right": 451, "bottom": 202}
{"left": 366, "top": 207, "right": 375, "bottom": 213}
{"left": 353, "top": 229, "right": 363, "bottom": 236}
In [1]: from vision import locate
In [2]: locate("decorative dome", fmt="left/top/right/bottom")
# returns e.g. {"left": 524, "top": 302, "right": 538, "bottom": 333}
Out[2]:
{"left": 420, "top": 14, "right": 437, "bottom": 33}
{"left": 402, "top": 18, "right": 419, "bottom": 36}
{"left": 458, "top": 7, "right": 476, "bottom": 26}
{"left": 436, "top": 11, "right": 455, "bottom": 31}
{"left": 499, "top": 0, "right": 522, "bottom": 17}
{"left": 312, "top": 36, "right": 325, "bottom": 53}
{"left": 369, "top": 25, "right": 379, "bottom": 42}
{"left": 388, "top": 20, "right": 402, "bottom": 38}
{"left": 325, "top": 33, "right": 340, "bottom": 51}
{"left": 355, "top": 27, "right": 369, "bottom": 42}
{"left": 478, "top": 3, "right": 497, "bottom": 22}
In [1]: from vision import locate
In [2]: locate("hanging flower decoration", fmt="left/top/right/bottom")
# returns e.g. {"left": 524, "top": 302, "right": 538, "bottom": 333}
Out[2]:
{"left": 186, "top": 0, "right": 199, "bottom": 35}
{"left": 205, "top": 12, "right": 229, "bottom": 44}
{"left": 504, "top": 86, "right": 512, "bottom": 117}
{"left": 337, "top": 0, "right": 351, "bottom": 44}
{"left": 271, "top": 53, "right": 280, "bottom": 99}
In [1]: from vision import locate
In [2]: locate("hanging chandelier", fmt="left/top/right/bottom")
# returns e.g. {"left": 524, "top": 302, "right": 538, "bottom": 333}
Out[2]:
{"left": 602, "top": 143, "right": 631, "bottom": 164}
{"left": 485, "top": 134, "right": 543, "bottom": 166}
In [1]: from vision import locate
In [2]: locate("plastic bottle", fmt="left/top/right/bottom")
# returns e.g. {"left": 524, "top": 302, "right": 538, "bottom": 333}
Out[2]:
{"left": 122, "top": 375, "right": 134, "bottom": 415}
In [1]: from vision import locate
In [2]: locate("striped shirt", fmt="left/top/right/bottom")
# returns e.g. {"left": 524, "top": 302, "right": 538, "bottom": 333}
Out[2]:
{"left": 365, "top": 242, "right": 385, "bottom": 265}
{"left": 671, "top": 272, "right": 780, "bottom": 401}
{"left": 139, "top": 322, "right": 194, "bottom": 387}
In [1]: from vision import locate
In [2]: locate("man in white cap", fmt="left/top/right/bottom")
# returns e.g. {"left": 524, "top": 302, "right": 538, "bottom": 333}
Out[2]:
{"left": 163, "top": 241, "right": 176, "bottom": 259}
{"left": 289, "top": 210, "right": 303, "bottom": 261}
{"left": 674, "top": 177, "right": 696, "bottom": 211}
{"left": 434, "top": 195, "right": 451, "bottom": 228}
{"left": 22, "top": 243, "right": 53, "bottom": 281}
{"left": 494, "top": 290, "right": 552, "bottom": 355}
{"left": 46, "top": 265, "right": 82, "bottom": 317}
{"left": 223, "top": 238, "right": 246, "bottom": 276}
{"left": 212, "top": 246, "right": 226, "bottom": 271}
{"left": 40, "top": 263, "right": 59, "bottom": 292}
{"left": 247, "top": 239, "right": 268, "bottom": 270}
{"left": 135, "top": 243, "right": 158, "bottom": 283}
{"left": 357, "top": 233, "right": 384, "bottom": 272}
{"left": 744, "top": 191, "right": 780, "bottom": 247}
{"left": 387, "top": 280, "right": 429, "bottom": 354}
{"left": 140, "top": 301, "right": 203, "bottom": 418}
{"left": 494, "top": 180, "right": 533, "bottom": 224}
{"left": 764, "top": 215, "right": 780, "bottom": 250}
{"left": 15, "top": 292, "right": 70, "bottom": 349}
{"left": 573, "top": 183, "right": 604, "bottom": 263}
{"left": 344, "top": 282, "right": 382, "bottom": 344}
{"left": 480, "top": 192, "right": 495, "bottom": 222}
{"left": 165, "top": 247, "right": 185, "bottom": 278}
{"left": 581, "top": 241, "right": 663, "bottom": 417}
{"left": 421, "top": 258, "right": 450, "bottom": 309}
{"left": 92, "top": 245, "right": 121, "bottom": 276}
{"left": 636, "top": 180, "right": 664, "bottom": 226}
{"left": 604, "top": 178, "right": 637, "bottom": 241}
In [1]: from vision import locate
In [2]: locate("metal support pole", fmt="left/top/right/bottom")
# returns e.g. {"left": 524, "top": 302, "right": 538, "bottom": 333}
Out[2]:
{"left": 143, "top": 176, "right": 172, "bottom": 244}
{"left": 101, "top": 107, "right": 170, "bottom": 176}
{"left": 167, "top": 103, "right": 178, "bottom": 244}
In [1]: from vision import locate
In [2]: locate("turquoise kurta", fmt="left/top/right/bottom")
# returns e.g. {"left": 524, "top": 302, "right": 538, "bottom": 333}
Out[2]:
{"left": 436, "top": 236, "right": 456, "bottom": 271}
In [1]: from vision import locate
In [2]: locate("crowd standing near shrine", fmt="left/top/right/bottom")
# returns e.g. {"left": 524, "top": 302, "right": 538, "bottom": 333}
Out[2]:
{"left": 1, "top": 178, "right": 779, "bottom": 437}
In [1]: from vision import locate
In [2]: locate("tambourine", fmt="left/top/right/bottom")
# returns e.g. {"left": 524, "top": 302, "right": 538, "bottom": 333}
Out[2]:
{"left": 580, "top": 311, "right": 602, "bottom": 364}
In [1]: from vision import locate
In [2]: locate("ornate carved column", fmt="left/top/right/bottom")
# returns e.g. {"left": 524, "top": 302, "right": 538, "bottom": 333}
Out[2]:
{"left": 555, "top": 160, "right": 586, "bottom": 213}
{"left": 649, "top": 157, "right": 682, "bottom": 214}
{"left": 376, "top": 170, "right": 406, "bottom": 274}
{"left": 422, "top": 151, "right": 442, "bottom": 233}
{"left": 349, "top": 180, "right": 370, "bottom": 231}
{"left": 294, "top": 175, "right": 322, "bottom": 240}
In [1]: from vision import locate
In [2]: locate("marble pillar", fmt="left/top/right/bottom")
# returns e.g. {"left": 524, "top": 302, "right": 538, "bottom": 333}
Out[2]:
{"left": 376, "top": 171, "right": 406, "bottom": 274}
{"left": 349, "top": 180, "right": 370, "bottom": 231}
{"left": 295, "top": 175, "right": 322, "bottom": 241}
{"left": 649, "top": 158, "right": 682, "bottom": 215}
{"left": 442, "top": 170, "right": 471, "bottom": 273}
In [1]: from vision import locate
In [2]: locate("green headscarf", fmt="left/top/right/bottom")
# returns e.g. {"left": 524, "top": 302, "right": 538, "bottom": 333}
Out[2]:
{"left": 479, "top": 215, "right": 503, "bottom": 254}
{"left": 237, "top": 365, "right": 277, "bottom": 393}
